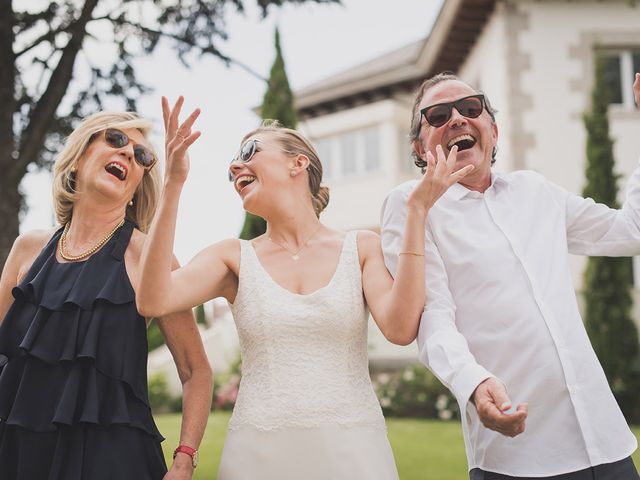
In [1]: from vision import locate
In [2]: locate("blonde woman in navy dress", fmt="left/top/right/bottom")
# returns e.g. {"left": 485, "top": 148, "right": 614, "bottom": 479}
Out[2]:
{"left": 137, "top": 98, "right": 473, "bottom": 479}
{"left": 0, "top": 111, "right": 212, "bottom": 479}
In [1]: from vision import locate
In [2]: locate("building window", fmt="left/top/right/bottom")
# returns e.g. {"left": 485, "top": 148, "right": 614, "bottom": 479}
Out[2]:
{"left": 315, "top": 138, "right": 333, "bottom": 180}
{"left": 340, "top": 132, "right": 358, "bottom": 175}
{"left": 600, "top": 49, "right": 639, "bottom": 108}
{"left": 363, "top": 126, "right": 381, "bottom": 171}
{"left": 399, "top": 130, "right": 416, "bottom": 175}
{"left": 312, "top": 126, "right": 382, "bottom": 181}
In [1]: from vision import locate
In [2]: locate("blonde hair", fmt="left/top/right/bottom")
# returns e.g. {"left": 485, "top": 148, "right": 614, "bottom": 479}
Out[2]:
{"left": 240, "top": 120, "right": 330, "bottom": 217}
{"left": 52, "top": 111, "right": 161, "bottom": 233}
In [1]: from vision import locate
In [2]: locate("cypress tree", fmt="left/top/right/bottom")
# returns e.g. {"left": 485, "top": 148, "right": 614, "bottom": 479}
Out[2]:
{"left": 582, "top": 57, "right": 640, "bottom": 422}
{"left": 239, "top": 28, "right": 297, "bottom": 240}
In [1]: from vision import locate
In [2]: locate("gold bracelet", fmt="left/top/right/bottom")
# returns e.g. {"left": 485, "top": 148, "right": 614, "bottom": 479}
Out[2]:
{"left": 399, "top": 251, "right": 424, "bottom": 257}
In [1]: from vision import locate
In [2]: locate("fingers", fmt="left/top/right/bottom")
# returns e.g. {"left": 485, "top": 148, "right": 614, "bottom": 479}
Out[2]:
{"left": 473, "top": 378, "right": 527, "bottom": 437}
{"left": 445, "top": 144, "right": 458, "bottom": 171}
{"left": 488, "top": 380, "right": 512, "bottom": 412}
{"left": 426, "top": 150, "right": 436, "bottom": 171}
{"left": 169, "top": 96, "right": 184, "bottom": 135}
{"left": 173, "top": 131, "right": 202, "bottom": 156}
{"left": 477, "top": 402, "right": 527, "bottom": 437}
{"left": 634, "top": 73, "right": 640, "bottom": 108}
{"left": 451, "top": 164, "right": 475, "bottom": 184}
{"left": 176, "top": 108, "right": 201, "bottom": 140}
{"left": 163, "top": 97, "right": 201, "bottom": 151}
{"left": 161, "top": 96, "right": 170, "bottom": 131}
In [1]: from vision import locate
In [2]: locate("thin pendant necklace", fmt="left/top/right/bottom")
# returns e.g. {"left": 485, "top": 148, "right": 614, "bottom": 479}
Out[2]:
{"left": 58, "top": 218, "right": 125, "bottom": 262}
{"left": 267, "top": 224, "right": 322, "bottom": 261}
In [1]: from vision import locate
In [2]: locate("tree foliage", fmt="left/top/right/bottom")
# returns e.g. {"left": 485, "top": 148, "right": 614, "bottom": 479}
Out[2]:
{"left": 0, "top": 0, "right": 338, "bottom": 267}
{"left": 239, "top": 27, "right": 298, "bottom": 240}
{"left": 582, "top": 57, "right": 640, "bottom": 422}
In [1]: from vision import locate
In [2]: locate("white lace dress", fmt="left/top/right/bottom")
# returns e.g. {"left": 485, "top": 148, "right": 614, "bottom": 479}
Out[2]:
{"left": 217, "top": 231, "right": 399, "bottom": 480}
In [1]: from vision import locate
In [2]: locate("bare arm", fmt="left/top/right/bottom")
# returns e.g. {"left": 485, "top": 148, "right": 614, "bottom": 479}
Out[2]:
{"left": 138, "top": 97, "right": 236, "bottom": 317}
{"left": 362, "top": 145, "right": 473, "bottom": 345}
{"left": 0, "top": 230, "right": 53, "bottom": 323}
{"left": 157, "top": 308, "right": 212, "bottom": 478}
{"left": 0, "top": 239, "right": 22, "bottom": 323}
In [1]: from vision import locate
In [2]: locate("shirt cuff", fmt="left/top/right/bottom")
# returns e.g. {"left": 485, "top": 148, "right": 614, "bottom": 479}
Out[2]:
{"left": 451, "top": 363, "right": 495, "bottom": 407}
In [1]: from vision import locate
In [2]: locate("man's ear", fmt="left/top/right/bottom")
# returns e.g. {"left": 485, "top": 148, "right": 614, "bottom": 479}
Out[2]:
{"left": 412, "top": 140, "right": 426, "bottom": 161}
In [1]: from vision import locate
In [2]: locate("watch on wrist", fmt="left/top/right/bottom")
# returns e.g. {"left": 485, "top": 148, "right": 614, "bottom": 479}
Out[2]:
{"left": 173, "top": 445, "right": 198, "bottom": 468}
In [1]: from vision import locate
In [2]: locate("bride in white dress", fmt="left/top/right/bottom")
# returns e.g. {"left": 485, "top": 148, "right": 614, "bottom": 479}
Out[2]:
{"left": 138, "top": 97, "right": 473, "bottom": 479}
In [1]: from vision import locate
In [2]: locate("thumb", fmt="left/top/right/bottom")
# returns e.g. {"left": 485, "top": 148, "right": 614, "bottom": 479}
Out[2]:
{"left": 489, "top": 382, "right": 512, "bottom": 412}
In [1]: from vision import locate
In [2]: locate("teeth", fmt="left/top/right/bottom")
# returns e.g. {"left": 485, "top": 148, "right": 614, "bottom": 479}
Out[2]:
{"left": 235, "top": 175, "right": 256, "bottom": 190}
{"left": 447, "top": 134, "right": 475, "bottom": 150}
{"left": 106, "top": 162, "right": 127, "bottom": 180}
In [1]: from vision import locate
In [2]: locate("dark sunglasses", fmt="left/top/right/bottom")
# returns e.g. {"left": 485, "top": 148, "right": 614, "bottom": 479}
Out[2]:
{"left": 420, "top": 94, "right": 486, "bottom": 128}
{"left": 94, "top": 128, "right": 157, "bottom": 170}
{"left": 228, "top": 139, "right": 261, "bottom": 182}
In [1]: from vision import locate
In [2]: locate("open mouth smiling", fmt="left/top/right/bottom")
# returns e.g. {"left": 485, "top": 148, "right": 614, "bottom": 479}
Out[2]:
{"left": 235, "top": 175, "right": 256, "bottom": 193}
{"left": 105, "top": 162, "right": 128, "bottom": 181}
{"left": 446, "top": 134, "right": 477, "bottom": 152}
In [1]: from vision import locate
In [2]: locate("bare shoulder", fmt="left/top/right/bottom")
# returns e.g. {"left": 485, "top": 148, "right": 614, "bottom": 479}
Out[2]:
{"left": 13, "top": 228, "right": 57, "bottom": 262}
{"left": 205, "top": 238, "right": 241, "bottom": 268}
{"left": 15, "top": 228, "right": 57, "bottom": 251}
{"left": 355, "top": 229, "right": 381, "bottom": 250}
{"left": 9, "top": 228, "right": 57, "bottom": 282}
{"left": 127, "top": 228, "right": 147, "bottom": 258}
{"left": 354, "top": 229, "right": 382, "bottom": 265}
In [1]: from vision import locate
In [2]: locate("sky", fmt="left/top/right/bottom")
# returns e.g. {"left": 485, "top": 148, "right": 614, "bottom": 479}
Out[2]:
{"left": 20, "top": 0, "right": 443, "bottom": 263}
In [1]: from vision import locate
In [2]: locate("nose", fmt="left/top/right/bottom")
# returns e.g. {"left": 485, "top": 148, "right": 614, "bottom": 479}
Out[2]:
{"left": 228, "top": 161, "right": 244, "bottom": 182}
{"left": 449, "top": 107, "right": 467, "bottom": 127}
{"left": 117, "top": 143, "right": 135, "bottom": 164}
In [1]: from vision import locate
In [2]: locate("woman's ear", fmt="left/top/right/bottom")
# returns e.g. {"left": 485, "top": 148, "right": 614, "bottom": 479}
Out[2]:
{"left": 292, "top": 154, "right": 310, "bottom": 172}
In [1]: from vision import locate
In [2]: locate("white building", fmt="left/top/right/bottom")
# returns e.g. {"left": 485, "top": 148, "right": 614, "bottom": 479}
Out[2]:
{"left": 151, "top": 0, "right": 640, "bottom": 389}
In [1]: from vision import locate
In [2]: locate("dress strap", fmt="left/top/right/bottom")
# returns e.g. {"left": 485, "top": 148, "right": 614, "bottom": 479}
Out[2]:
{"left": 110, "top": 220, "right": 135, "bottom": 261}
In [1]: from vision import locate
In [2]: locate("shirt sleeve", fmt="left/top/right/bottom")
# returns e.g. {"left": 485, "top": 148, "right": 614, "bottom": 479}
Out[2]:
{"left": 554, "top": 164, "right": 640, "bottom": 256}
{"left": 380, "top": 186, "right": 495, "bottom": 407}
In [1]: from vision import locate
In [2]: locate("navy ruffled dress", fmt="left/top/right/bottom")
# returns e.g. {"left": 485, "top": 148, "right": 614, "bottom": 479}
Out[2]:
{"left": 0, "top": 221, "right": 167, "bottom": 479}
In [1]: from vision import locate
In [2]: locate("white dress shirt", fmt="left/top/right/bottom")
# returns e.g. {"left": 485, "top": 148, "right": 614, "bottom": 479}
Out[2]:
{"left": 380, "top": 169, "right": 639, "bottom": 477}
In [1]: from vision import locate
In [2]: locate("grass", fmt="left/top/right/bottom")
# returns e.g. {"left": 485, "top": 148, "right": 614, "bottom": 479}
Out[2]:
{"left": 155, "top": 412, "right": 640, "bottom": 479}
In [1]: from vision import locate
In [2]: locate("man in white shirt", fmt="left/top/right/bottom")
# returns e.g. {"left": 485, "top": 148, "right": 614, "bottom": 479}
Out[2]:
{"left": 381, "top": 72, "right": 640, "bottom": 479}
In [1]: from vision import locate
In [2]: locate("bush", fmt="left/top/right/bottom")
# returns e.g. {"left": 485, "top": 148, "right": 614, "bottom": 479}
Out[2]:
{"left": 211, "top": 354, "right": 242, "bottom": 411}
{"left": 148, "top": 372, "right": 182, "bottom": 414}
{"left": 372, "top": 364, "right": 459, "bottom": 420}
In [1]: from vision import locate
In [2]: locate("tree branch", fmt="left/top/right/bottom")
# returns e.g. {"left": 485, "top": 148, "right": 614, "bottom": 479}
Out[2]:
{"left": 109, "top": 17, "right": 268, "bottom": 82}
{"left": 0, "top": 0, "right": 17, "bottom": 171}
{"left": 14, "top": 0, "right": 99, "bottom": 182}
{"left": 14, "top": 25, "right": 67, "bottom": 58}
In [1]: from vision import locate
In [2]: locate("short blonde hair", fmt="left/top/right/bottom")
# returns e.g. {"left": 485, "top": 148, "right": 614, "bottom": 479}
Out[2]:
{"left": 241, "top": 120, "right": 330, "bottom": 217}
{"left": 52, "top": 111, "right": 161, "bottom": 233}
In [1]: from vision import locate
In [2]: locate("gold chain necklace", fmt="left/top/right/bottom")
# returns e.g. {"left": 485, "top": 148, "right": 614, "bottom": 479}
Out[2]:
{"left": 267, "top": 225, "right": 322, "bottom": 261}
{"left": 58, "top": 218, "right": 125, "bottom": 262}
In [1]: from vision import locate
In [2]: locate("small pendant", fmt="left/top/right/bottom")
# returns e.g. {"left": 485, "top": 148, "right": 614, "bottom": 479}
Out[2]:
{"left": 292, "top": 254, "right": 300, "bottom": 261}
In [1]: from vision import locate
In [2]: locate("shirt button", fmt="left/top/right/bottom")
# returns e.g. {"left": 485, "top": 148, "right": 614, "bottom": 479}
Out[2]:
{"left": 569, "top": 386, "right": 579, "bottom": 395}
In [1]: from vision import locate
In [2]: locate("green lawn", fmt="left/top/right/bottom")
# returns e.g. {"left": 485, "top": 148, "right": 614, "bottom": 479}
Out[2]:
{"left": 155, "top": 412, "right": 640, "bottom": 479}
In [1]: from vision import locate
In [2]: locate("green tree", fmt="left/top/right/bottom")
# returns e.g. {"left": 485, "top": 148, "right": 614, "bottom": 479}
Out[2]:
{"left": 582, "top": 57, "right": 640, "bottom": 422}
{"left": 195, "top": 303, "right": 207, "bottom": 326}
{"left": 1, "top": 0, "right": 337, "bottom": 268}
{"left": 239, "top": 27, "right": 297, "bottom": 240}
{"left": 261, "top": 28, "right": 298, "bottom": 129}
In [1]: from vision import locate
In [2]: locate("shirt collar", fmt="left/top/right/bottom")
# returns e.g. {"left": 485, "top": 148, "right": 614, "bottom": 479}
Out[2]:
{"left": 448, "top": 170, "right": 510, "bottom": 200}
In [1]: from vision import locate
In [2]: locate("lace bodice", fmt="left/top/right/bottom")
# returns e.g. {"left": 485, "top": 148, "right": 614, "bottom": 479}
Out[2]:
{"left": 228, "top": 231, "right": 386, "bottom": 432}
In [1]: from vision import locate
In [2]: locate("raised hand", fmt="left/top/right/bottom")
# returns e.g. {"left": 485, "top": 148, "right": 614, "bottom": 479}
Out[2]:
{"left": 634, "top": 73, "right": 640, "bottom": 109}
{"left": 162, "top": 96, "right": 201, "bottom": 185}
{"left": 407, "top": 145, "right": 474, "bottom": 213}
{"left": 472, "top": 377, "right": 528, "bottom": 437}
